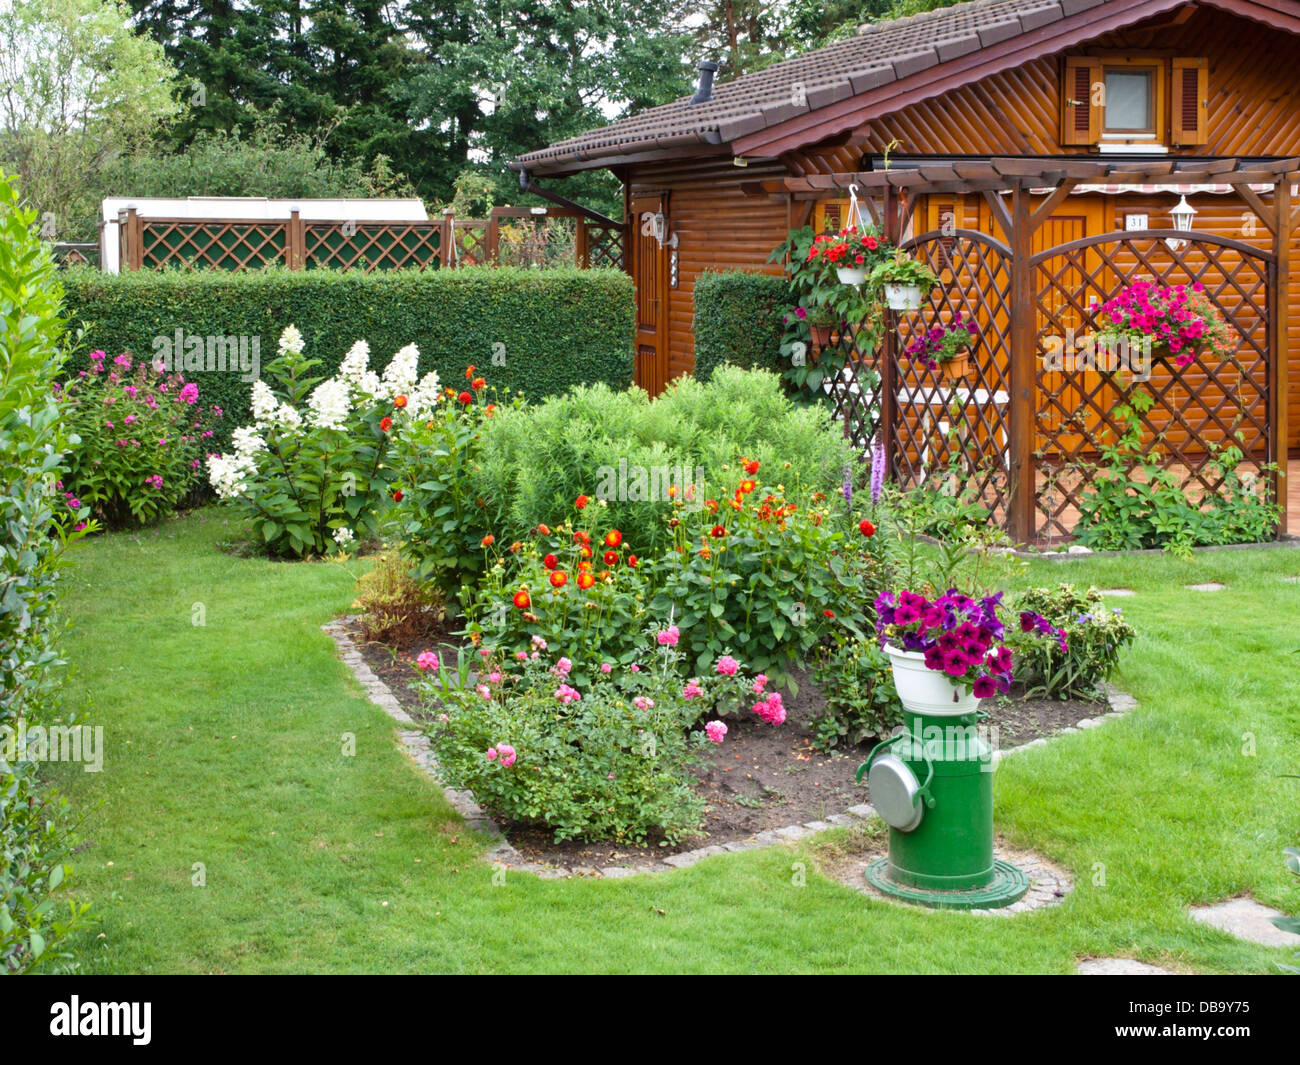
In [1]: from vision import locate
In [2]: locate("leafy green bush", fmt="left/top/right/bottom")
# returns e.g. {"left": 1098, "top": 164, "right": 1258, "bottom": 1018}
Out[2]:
{"left": 414, "top": 636, "right": 764, "bottom": 844}
{"left": 647, "top": 473, "right": 879, "bottom": 687}
{"left": 692, "top": 270, "right": 790, "bottom": 382}
{"left": 463, "top": 366, "right": 854, "bottom": 558}
{"left": 1074, "top": 391, "right": 1282, "bottom": 553}
{"left": 0, "top": 173, "right": 92, "bottom": 972}
{"left": 58, "top": 351, "right": 220, "bottom": 528}
{"left": 1008, "top": 584, "right": 1137, "bottom": 699}
{"left": 809, "top": 636, "right": 904, "bottom": 751}
{"left": 463, "top": 516, "right": 655, "bottom": 689}
{"left": 61, "top": 265, "right": 634, "bottom": 449}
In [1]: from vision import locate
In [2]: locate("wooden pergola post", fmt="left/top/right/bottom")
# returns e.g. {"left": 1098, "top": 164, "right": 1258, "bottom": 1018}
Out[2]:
{"left": 1006, "top": 182, "right": 1037, "bottom": 544}
{"left": 1272, "top": 178, "right": 1292, "bottom": 536}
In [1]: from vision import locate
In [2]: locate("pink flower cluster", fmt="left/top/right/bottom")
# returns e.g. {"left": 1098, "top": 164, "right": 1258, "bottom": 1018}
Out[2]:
{"left": 416, "top": 650, "right": 440, "bottom": 671}
{"left": 704, "top": 720, "right": 727, "bottom": 744}
{"left": 1098, "top": 279, "right": 1230, "bottom": 366}
{"left": 554, "top": 683, "right": 581, "bottom": 704}
{"left": 656, "top": 625, "right": 680, "bottom": 647}
{"left": 715, "top": 655, "right": 739, "bottom": 676}
{"left": 487, "top": 744, "right": 516, "bottom": 767}
{"left": 752, "top": 692, "right": 786, "bottom": 725}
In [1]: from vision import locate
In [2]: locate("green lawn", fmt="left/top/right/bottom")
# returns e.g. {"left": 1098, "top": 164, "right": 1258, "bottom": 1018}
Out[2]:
{"left": 46, "top": 509, "right": 1300, "bottom": 973}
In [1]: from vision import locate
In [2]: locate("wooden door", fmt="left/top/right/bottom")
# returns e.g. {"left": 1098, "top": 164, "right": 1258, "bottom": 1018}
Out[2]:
{"left": 630, "top": 196, "right": 669, "bottom": 396}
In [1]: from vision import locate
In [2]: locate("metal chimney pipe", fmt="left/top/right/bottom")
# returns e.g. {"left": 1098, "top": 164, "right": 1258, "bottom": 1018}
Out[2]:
{"left": 690, "top": 60, "right": 720, "bottom": 105}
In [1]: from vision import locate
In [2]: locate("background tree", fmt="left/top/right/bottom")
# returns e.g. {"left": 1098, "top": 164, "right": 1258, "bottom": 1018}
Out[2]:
{"left": 0, "top": 0, "right": 179, "bottom": 241}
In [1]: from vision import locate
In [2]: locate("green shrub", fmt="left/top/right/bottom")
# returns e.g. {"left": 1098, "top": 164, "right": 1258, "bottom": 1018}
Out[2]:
{"left": 0, "top": 173, "right": 92, "bottom": 972}
{"left": 464, "top": 366, "right": 854, "bottom": 558}
{"left": 60, "top": 265, "right": 634, "bottom": 448}
{"left": 1008, "top": 584, "right": 1137, "bottom": 699}
{"left": 692, "top": 270, "right": 790, "bottom": 382}
{"left": 647, "top": 476, "right": 879, "bottom": 688}
{"left": 809, "top": 636, "right": 904, "bottom": 751}
{"left": 58, "top": 353, "right": 219, "bottom": 529}
{"left": 463, "top": 518, "right": 656, "bottom": 690}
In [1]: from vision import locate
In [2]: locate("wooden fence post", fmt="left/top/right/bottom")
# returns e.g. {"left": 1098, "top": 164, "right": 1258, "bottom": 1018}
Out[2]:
{"left": 487, "top": 210, "right": 500, "bottom": 264}
{"left": 576, "top": 218, "right": 590, "bottom": 269}
{"left": 287, "top": 210, "right": 304, "bottom": 270}
{"left": 1006, "top": 183, "right": 1037, "bottom": 544}
{"left": 122, "top": 208, "right": 143, "bottom": 270}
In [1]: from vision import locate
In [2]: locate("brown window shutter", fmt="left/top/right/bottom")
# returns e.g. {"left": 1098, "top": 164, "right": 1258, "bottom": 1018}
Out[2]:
{"left": 1061, "top": 57, "right": 1102, "bottom": 146}
{"left": 1171, "top": 57, "right": 1208, "bottom": 145}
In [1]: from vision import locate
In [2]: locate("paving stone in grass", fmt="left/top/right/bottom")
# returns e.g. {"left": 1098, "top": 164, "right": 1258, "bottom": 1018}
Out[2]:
{"left": 1097, "top": 588, "right": 1136, "bottom": 597}
{"left": 1189, "top": 897, "right": 1300, "bottom": 947}
{"left": 1077, "top": 958, "right": 1176, "bottom": 975}
{"left": 1185, "top": 582, "right": 1227, "bottom": 591}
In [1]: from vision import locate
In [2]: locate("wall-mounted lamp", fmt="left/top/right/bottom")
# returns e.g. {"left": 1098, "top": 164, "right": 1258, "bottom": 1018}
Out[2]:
{"left": 1167, "top": 195, "right": 1197, "bottom": 251}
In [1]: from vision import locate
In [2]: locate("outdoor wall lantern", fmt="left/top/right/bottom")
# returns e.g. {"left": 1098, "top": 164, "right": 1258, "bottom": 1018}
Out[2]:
{"left": 1167, "top": 194, "right": 1197, "bottom": 251}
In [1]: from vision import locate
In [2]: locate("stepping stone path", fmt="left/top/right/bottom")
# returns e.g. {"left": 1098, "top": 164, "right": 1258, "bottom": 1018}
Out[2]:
{"left": 1282, "top": 576, "right": 1300, "bottom": 583}
{"left": 1097, "top": 588, "right": 1136, "bottom": 597}
{"left": 1189, "top": 897, "right": 1300, "bottom": 947}
{"left": 1077, "top": 958, "right": 1176, "bottom": 975}
{"left": 1185, "top": 582, "right": 1227, "bottom": 591}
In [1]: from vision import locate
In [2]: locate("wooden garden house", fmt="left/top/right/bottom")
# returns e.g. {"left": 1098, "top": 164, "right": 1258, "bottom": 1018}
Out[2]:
{"left": 515, "top": 0, "right": 1300, "bottom": 541}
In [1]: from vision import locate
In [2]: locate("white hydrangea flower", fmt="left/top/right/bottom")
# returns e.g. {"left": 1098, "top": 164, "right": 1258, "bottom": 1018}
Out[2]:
{"left": 378, "top": 343, "right": 419, "bottom": 402}
{"left": 358, "top": 370, "right": 382, "bottom": 401}
{"left": 251, "top": 380, "right": 277, "bottom": 425}
{"left": 231, "top": 426, "right": 267, "bottom": 459}
{"left": 275, "top": 402, "right": 302, "bottom": 432}
{"left": 307, "top": 377, "right": 351, "bottom": 430}
{"left": 407, "top": 370, "right": 443, "bottom": 417}
{"left": 278, "top": 325, "right": 305, "bottom": 357}
{"left": 333, "top": 527, "right": 354, "bottom": 546}
{"left": 207, "top": 453, "right": 257, "bottom": 500}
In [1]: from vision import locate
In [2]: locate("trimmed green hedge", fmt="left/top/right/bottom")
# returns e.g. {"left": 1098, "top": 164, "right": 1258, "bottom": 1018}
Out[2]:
{"left": 692, "top": 270, "right": 791, "bottom": 382}
{"left": 61, "top": 266, "right": 635, "bottom": 441}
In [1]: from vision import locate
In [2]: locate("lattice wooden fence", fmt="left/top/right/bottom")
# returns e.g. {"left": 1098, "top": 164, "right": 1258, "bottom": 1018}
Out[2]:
{"left": 116, "top": 207, "right": 625, "bottom": 275}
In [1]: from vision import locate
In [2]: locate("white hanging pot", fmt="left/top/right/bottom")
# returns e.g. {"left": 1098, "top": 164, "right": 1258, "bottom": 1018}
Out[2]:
{"left": 884, "top": 644, "right": 980, "bottom": 717}
{"left": 837, "top": 265, "right": 868, "bottom": 285}
{"left": 884, "top": 283, "right": 924, "bottom": 311}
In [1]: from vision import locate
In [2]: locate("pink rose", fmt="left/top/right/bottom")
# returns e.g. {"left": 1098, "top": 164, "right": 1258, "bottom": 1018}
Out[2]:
{"left": 497, "top": 744, "right": 516, "bottom": 767}
{"left": 705, "top": 720, "right": 727, "bottom": 744}
{"left": 416, "top": 650, "right": 440, "bottom": 671}
{"left": 716, "top": 655, "right": 739, "bottom": 676}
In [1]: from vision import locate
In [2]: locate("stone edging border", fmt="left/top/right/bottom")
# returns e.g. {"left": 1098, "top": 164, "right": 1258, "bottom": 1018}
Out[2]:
{"left": 323, "top": 616, "right": 1137, "bottom": 881}
{"left": 1012, "top": 534, "right": 1300, "bottom": 561}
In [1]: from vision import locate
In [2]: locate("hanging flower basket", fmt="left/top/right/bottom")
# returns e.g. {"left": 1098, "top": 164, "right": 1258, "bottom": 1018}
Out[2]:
{"left": 940, "top": 348, "right": 972, "bottom": 382}
{"left": 810, "top": 322, "right": 835, "bottom": 347}
{"left": 884, "top": 283, "right": 924, "bottom": 310}
{"left": 837, "top": 265, "right": 869, "bottom": 285}
{"left": 1094, "top": 279, "right": 1237, "bottom": 371}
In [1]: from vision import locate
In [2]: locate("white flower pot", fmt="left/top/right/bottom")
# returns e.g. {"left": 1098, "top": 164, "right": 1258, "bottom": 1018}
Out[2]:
{"left": 837, "top": 265, "right": 868, "bottom": 285}
{"left": 884, "top": 644, "right": 980, "bottom": 717}
{"left": 884, "top": 283, "right": 924, "bottom": 310}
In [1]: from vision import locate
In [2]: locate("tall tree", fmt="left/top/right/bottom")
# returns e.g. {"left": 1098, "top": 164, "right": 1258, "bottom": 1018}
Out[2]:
{"left": 0, "top": 0, "right": 179, "bottom": 239}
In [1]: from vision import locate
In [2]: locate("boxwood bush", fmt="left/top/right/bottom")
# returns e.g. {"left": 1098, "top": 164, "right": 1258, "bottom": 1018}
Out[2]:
{"left": 692, "top": 270, "right": 791, "bottom": 382}
{"left": 60, "top": 265, "right": 634, "bottom": 447}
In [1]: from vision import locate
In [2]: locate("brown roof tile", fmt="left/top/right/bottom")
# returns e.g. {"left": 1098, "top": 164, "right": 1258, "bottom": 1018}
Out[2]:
{"left": 516, "top": 0, "right": 1095, "bottom": 172}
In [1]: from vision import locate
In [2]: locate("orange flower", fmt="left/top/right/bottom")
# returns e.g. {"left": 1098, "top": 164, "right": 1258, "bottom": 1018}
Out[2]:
{"left": 710, "top": 524, "right": 727, "bottom": 538}
{"left": 627, "top": 554, "right": 638, "bottom": 568}
{"left": 393, "top": 394, "right": 408, "bottom": 409}
{"left": 380, "top": 416, "right": 393, "bottom": 431}
{"left": 575, "top": 494, "right": 589, "bottom": 510}
{"left": 700, "top": 546, "right": 711, "bottom": 560}
{"left": 603, "top": 529, "right": 622, "bottom": 548}
{"left": 392, "top": 489, "right": 403, "bottom": 502}
{"left": 537, "top": 523, "right": 551, "bottom": 536}
{"left": 543, "top": 553, "right": 558, "bottom": 570}
{"left": 509, "top": 541, "right": 522, "bottom": 553}
{"left": 485, "top": 403, "right": 497, "bottom": 417}
{"left": 465, "top": 365, "right": 476, "bottom": 379}
{"left": 598, "top": 569, "right": 610, "bottom": 581}
{"left": 573, "top": 530, "right": 590, "bottom": 545}
{"left": 458, "top": 391, "right": 472, "bottom": 405}
{"left": 512, "top": 589, "right": 530, "bottom": 609}
{"left": 480, "top": 534, "right": 495, "bottom": 547}
{"left": 577, "top": 571, "right": 595, "bottom": 590}
{"left": 580, "top": 545, "right": 593, "bottom": 560}
{"left": 472, "top": 377, "right": 486, "bottom": 390}
{"left": 549, "top": 571, "right": 568, "bottom": 588}
{"left": 578, "top": 560, "right": 592, "bottom": 572}
{"left": 603, "top": 550, "right": 618, "bottom": 566}
{"left": 739, "top": 479, "right": 756, "bottom": 494}
{"left": 705, "top": 499, "right": 718, "bottom": 513}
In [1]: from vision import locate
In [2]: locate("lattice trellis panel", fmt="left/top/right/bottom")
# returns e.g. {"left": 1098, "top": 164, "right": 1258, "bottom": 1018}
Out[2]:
{"left": 1032, "top": 232, "right": 1272, "bottom": 540}
{"left": 302, "top": 223, "right": 444, "bottom": 272}
{"left": 893, "top": 229, "right": 1015, "bottom": 527}
{"left": 140, "top": 221, "right": 287, "bottom": 271}
{"left": 586, "top": 223, "right": 626, "bottom": 271}
{"left": 452, "top": 221, "right": 491, "bottom": 266}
